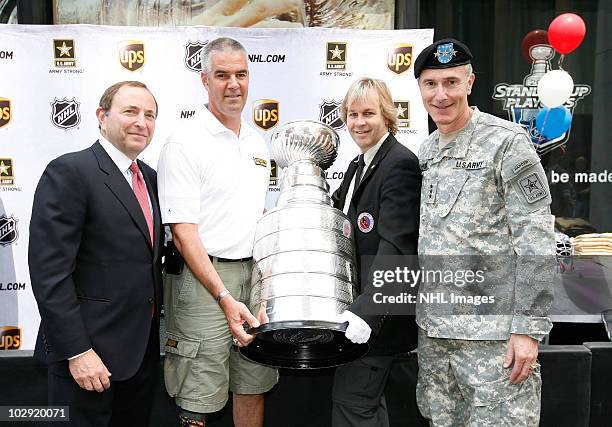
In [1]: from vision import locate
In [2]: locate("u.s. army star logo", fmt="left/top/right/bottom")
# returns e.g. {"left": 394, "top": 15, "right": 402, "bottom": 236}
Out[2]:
{"left": 326, "top": 42, "right": 347, "bottom": 70}
{"left": 519, "top": 172, "right": 547, "bottom": 203}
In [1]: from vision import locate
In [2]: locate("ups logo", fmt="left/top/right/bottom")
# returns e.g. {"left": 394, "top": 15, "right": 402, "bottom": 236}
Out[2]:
{"left": 0, "top": 326, "right": 21, "bottom": 350}
{"left": 388, "top": 44, "right": 413, "bottom": 75}
{"left": 253, "top": 99, "right": 279, "bottom": 131}
{"left": 0, "top": 98, "right": 11, "bottom": 128}
{"left": 394, "top": 100, "right": 410, "bottom": 128}
{"left": 119, "top": 40, "right": 145, "bottom": 71}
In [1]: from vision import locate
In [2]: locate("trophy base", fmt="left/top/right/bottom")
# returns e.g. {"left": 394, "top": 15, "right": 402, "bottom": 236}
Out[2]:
{"left": 239, "top": 320, "right": 368, "bottom": 369}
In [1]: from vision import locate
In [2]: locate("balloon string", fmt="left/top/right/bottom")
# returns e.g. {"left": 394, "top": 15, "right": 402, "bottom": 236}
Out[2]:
{"left": 538, "top": 109, "right": 550, "bottom": 144}
{"left": 558, "top": 54, "right": 565, "bottom": 70}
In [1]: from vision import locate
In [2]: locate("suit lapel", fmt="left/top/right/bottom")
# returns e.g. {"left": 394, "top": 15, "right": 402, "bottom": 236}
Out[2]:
{"left": 91, "top": 141, "right": 153, "bottom": 251}
{"left": 351, "top": 135, "right": 396, "bottom": 203}
{"left": 338, "top": 157, "right": 359, "bottom": 212}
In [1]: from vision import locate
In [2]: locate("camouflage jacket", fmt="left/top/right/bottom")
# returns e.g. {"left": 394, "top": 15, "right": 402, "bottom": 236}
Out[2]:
{"left": 416, "top": 108, "right": 555, "bottom": 340}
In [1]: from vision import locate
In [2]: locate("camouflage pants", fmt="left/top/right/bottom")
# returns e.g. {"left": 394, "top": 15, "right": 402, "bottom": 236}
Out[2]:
{"left": 416, "top": 328, "right": 541, "bottom": 427}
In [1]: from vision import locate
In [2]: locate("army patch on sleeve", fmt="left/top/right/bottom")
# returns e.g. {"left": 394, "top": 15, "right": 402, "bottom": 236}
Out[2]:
{"left": 518, "top": 172, "right": 548, "bottom": 203}
{"left": 511, "top": 158, "right": 535, "bottom": 175}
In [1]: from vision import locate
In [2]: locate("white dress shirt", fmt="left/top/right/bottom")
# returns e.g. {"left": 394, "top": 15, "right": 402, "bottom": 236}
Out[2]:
{"left": 342, "top": 132, "right": 389, "bottom": 214}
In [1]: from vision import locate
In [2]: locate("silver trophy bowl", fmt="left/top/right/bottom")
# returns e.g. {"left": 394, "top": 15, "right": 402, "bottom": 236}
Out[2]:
{"left": 270, "top": 120, "right": 339, "bottom": 171}
{"left": 239, "top": 120, "right": 368, "bottom": 368}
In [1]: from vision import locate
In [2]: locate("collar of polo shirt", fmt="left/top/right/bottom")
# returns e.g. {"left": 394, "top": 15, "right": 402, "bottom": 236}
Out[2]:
{"left": 202, "top": 106, "right": 257, "bottom": 139}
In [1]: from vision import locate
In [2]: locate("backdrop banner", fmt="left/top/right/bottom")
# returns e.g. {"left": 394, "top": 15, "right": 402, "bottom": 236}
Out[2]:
{"left": 0, "top": 24, "right": 432, "bottom": 352}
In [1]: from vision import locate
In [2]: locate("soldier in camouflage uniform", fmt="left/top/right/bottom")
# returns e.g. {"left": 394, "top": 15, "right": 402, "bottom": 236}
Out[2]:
{"left": 413, "top": 39, "right": 555, "bottom": 426}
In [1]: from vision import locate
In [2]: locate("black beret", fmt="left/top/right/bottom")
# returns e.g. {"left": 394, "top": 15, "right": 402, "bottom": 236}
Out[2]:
{"left": 413, "top": 38, "right": 473, "bottom": 78}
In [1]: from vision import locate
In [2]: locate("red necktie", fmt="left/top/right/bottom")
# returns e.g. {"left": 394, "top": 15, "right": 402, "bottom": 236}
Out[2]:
{"left": 129, "top": 161, "right": 154, "bottom": 246}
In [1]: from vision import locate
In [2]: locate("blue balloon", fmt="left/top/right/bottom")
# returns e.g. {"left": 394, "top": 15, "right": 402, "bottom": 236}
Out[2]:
{"left": 535, "top": 106, "right": 572, "bottom": 139}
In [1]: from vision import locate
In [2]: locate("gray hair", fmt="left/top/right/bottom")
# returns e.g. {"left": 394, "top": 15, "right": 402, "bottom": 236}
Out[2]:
{"left": 201, "top": 37, "right": 247, "bottom": 75}
{"left": 466, "top": 63, "right": 473, "bottom": 77}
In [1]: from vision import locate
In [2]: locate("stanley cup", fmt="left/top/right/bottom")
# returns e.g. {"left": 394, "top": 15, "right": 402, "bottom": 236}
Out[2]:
{"left": 239, "top": 120, "right": 368, "bottom": 369}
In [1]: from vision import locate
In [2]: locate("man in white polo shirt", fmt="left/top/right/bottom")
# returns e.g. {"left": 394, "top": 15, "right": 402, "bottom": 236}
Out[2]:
{"left": 157, "top": 37, "right": 278, "bottom": 427}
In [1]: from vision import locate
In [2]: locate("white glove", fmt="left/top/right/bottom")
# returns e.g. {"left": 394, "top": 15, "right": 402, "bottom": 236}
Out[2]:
{"left": 338, "top": 310, "right": 371, "bottom": 344}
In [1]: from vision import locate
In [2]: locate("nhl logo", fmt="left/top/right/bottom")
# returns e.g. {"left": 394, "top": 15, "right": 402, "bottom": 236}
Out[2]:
{"left": 319, "top": 100, "right": 344, "bottom": 130}
{"left": 0, "top": 214, "right": 18, "bottom": 246}
{"left": 184, "top": 41, "right": 208, "bottom": 72}
{"left": 51, "top": 98, "right": 81, "bottom": 130}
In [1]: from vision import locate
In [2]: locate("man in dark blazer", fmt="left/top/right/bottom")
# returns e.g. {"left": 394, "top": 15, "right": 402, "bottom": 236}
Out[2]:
{"left": 29, "top": 81, "right": 163, "bottom": 427}
{"left": 331, "top": 77, "right": 422, "bottom": 427}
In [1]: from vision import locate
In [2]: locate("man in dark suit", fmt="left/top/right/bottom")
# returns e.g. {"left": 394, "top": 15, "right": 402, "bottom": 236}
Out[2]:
{"left": 29, "top": 81, "right": 163, "bottom": 427}
{"left": 331, "top": 77, "right": 422, "bottom": 427}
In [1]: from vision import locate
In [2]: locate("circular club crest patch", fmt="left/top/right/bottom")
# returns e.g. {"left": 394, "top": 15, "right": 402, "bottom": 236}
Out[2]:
{"left": 357, "top": 212, "right": 374, "bottom": 233}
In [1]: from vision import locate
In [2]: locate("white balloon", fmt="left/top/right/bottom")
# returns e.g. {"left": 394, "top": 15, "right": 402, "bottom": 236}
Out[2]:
{"left": 537, "top": 70, "right": 574, "bottom": 108}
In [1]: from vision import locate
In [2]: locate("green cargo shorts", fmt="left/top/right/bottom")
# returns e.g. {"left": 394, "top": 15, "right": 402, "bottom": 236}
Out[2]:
{"left": 163, "top": 259, "right": 278, "bottom": 414}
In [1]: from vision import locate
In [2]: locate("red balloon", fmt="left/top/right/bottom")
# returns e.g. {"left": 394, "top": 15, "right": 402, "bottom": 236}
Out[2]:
{"left": 521, "top": 29, "right": 549, "bottom": 63}
{"left": 548, "top": 13, "right": 586, "bottom": 54}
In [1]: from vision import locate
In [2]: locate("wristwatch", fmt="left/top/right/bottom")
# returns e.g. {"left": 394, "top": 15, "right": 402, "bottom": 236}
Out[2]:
{"left": 216, "top": 288, "right": 230, "bottom": 302}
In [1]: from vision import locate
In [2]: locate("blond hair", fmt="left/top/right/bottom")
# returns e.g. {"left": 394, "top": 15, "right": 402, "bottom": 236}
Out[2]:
{"left": 340, "top": 77, "right": 398, "bottom": 135}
